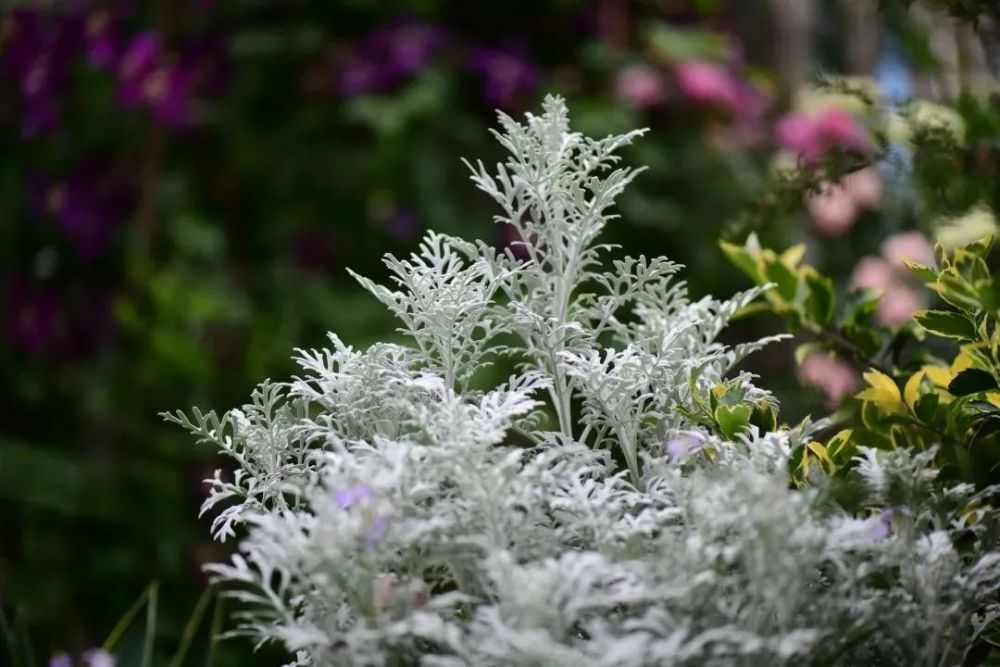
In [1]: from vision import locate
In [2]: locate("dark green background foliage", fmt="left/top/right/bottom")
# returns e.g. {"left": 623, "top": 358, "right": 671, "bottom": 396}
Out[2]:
{"left": 2, "top": 0, "right": 998, "bottom": 662}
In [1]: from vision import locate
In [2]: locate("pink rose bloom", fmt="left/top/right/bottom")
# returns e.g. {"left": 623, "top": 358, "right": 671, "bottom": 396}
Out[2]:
{"left": 776, "top": 112, "right": 824, "bottom": 163}
{"left": 880, "top": 231, "right": 934, "bottom": 269}
{"left": 815, "top": 107, "right": 870, "bottom": 153}
{"left": 674, "top": 60, "right": 738, "bottom": 109}
{"left": 876, "top": 283, "right": 926, "bottom": 327}
{"left": 842, "top": 166, "right": 882, "bottom": 209}
{"left": 807, "top": 182, "right": 857, "bottom": 236}
{"left": 776, "top": 107, "right": 870, "bottom": 163}
{"left": 849, "top": 256, "right": 895, "bottom": 295}
{"left": 798, "top": 352, "right": 858, "bottom": 407}
{"left": 615, "top": 64, "right": 664, "bottom": 109}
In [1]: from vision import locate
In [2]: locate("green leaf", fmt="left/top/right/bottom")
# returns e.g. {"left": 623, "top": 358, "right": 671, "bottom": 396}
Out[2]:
{"left": 804, "top": 271, "right": 836, "bottom": 325}
{"left": 914, "top": 391, "right": 941, "bottom": 423}
{"left": 913, "top": 309, "right": 976, "bottom": 340}
{"left": 903, "top": 259, "right": 938, "bottom": 282}
{"left": 948, "top": 368, "right": 999, "bottom": 396}
{"left": 170, "top": 587, "right": 223, "bottom": 667}
{"left": 763, "top": 260, "right": 799, "bottom": 302}
{"left": 719, "top": 240, "right": 761, "bottom": 283}
{"left": 104, "top": 583, "right": 158, "bottom": 667}
{"left": 714, "top": 404, "right": 752, "bottom": 439}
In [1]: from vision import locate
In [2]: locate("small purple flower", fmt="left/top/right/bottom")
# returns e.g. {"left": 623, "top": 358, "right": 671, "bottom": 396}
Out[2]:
{"left": 334, "top": 21, "right": 447, "bottom": 96}
{"left": 40, "top": 164, "right": 133, "bottom": 261}
{"left": 664, "top": 432, "right": 703, "bottom": 461}
{"left": 365, "top": 515, "right": 389, "bottom": 548}
{"left": 84, "top": 10, "right": 119, "bottom": 69}
{"left": 868, "top": 509, "right": 894, "bottom": 540}
{"left": 467, "top": 45, "right": 539, "bottom": 108}
{"left": 117, "top": 32, "right": 163, "bottom": 106}
{"left": 82, "top": 648, "right": 116, "bottom": 667}
{"left": 48, "top": 653, "right": 73, "bottom": 667}
{"left": 333, "top": 484, "right": 373, "bottom": 509}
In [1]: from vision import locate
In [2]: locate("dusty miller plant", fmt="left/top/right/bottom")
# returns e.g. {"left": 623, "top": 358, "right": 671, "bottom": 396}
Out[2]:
{"left": 167, "top": 97, "right": 1000, "bottom": 666}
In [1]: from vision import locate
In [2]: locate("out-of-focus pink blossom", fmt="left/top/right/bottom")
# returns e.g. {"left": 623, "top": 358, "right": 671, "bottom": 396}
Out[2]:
{"left": 776, "top": 107, "right": 870, "bottom": 163}
{"left": 84, "top": 9, "right": 118, "bottom": 68}
{"left": 880, "top": 231, "right": 934, "bottom": 269}
{"left": 850, "top": 256, "right": 895, "bottom": 295}
{"left": 798, "top": 352, "right": 858, "bottom": 408}
{"left": 614, "top": 64, "right": 664, "bottom": 109}
{"left": 674, "top": 60, "right": 738, "bottom": 109}
{"left": 842, "top": 166, "right": 883, "bottom": 210}
{"left": 807, "top": 182, "right": 857, "bottom": 237}
{"left": 876, "top": 284, "right": 926, "bottom": 327}
{"left": 776, "top": 112, "right": 823, "bottom": 163}
{"left": 815, "top": 107, "right": 869, "bottom": 152}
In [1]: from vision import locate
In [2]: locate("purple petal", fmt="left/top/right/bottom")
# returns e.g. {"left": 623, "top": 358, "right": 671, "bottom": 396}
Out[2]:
{"left": 333, "top": 484, "right": 372, "bottom": 509}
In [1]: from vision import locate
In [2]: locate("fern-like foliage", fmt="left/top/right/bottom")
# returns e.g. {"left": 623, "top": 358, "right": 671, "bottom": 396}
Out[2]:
{"left": 167, "top": 97, "right": 1000, "bottom": 666}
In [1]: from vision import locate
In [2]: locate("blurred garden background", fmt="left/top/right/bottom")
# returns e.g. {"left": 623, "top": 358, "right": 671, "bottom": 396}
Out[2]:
{"left": 3, "top": 0, "right": 1000, "bottom": 663}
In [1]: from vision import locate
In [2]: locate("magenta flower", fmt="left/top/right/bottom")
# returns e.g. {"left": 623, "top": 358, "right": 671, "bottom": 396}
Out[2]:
{"left": 117, "top": 33, "right": 164, "bottom": 106}
{"left": 776, "top": 107, "right": 870, "bottom": 164}
{"left": 83, "top": 9, "right": 119, "bottom": 69}
{"left": 467, "top": 46, "right": 539, "bottom": 108}
{"left": 116, "top": 33, "right": 196, "bottom": 127}
{"left": 673, "top": 60, "right": 739, "bottom": 110}
{"left": 497, "top": 223, "right": 531, "bottom": 261}
{"left": 334, "top": 21, "right": 447, "bottom": 96}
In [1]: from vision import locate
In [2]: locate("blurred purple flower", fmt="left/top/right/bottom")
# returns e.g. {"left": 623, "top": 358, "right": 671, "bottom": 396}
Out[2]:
{"left": 335, "top": 21, "right": 447, "bottom": 96}
{"left": 48, "top": 653, "right": 73, "bottom": 667}
{"left": 117, "top": 32, "right": 164, "bottom": 106}
{"left": 664, "top": 432, "right": 704, "bottom": 460}
{"left": 117, "top": 33, "right": 196, "bottom": 127}
{"left": 32, "top": 163, "right": 133, "bottom": 261}
{"left": 8, "top": 280, "right": 61, "bottom": 355}
{"left": 365, "top": 515, "right": 389, "bottom": 548}
{"left": 384, "top": 208, "right": 421, "bottom": 241}
{"left": 333, "top": 484, "right": 373, "bottom": 509}
{"left": 83, "top": 9, "right": 120, "bottom": 69}
{"left": 82, "top": 648, "right": 115, "bottom": 667}
{"left": 467, "top": 46, "right": 539, "bottom": 108}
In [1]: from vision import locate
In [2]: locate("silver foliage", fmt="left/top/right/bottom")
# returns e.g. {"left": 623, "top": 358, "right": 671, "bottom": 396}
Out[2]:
{"left": 167, "top": 97, "right": 1000, "bottom": 666}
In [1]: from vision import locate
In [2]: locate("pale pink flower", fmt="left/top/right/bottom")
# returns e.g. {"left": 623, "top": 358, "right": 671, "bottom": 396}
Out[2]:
{"left": 876, "top": 284, "right": 925, "bottom": 327}
{"left": 614, "top": 64, "right": 664, "bottom": 109}
{"left": 880, "top": 231, "right": 934, "bottom": 269}
{"left": 842, "top": 166, "right": 883, "bottom": 209}
{"left": 807, "top": 182, "right": 857, "bottom": 236}
{"left": 674, "top": 60, "right": 738, "bottom": 109}
{"left": 798, "top": 352, "right": 858, "bottom": 407}
{"left": 849, "top": 256, "right": 895, "bottom": 295}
